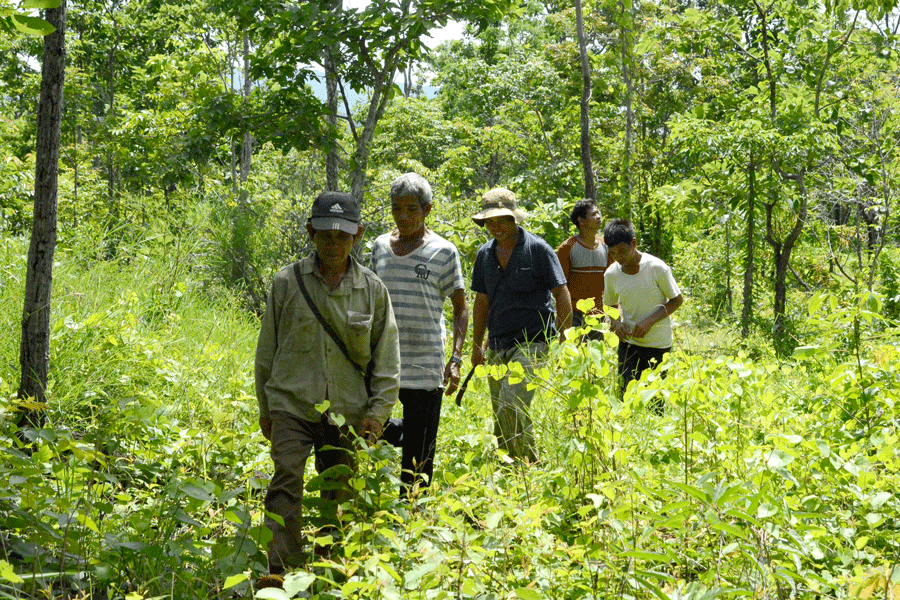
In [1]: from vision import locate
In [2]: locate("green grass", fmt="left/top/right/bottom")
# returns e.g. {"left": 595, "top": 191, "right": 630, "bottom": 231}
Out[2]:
{"left": 1, "top": 230, "right": 899, "bottom": 600}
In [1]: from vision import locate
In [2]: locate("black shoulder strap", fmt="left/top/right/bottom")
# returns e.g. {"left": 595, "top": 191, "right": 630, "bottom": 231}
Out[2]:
{"left": 293, "top": 261, "right": 374, "bottom": 397}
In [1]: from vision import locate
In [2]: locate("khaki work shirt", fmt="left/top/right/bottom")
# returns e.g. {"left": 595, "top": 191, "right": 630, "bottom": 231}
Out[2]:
{"left": 255, "top": 253, "right": 400, "bottom": 429}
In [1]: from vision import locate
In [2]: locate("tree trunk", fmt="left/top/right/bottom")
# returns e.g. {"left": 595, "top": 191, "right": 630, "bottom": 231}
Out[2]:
{"left": 741, "top": 157, "right": 756, "bottom": 337}
{"left": 324, "top": 0, "right": 340, "bottom": 191}
{"left": 766, "top": 174, "right": 808, "bottom": 354}
{"left": 18, "top": 0, "right": 67, "bottom": 428}
{"left": 106, "top": 6, "right": 119, "bottom": 224}
{"left": 240, "top": 32, "right": 252, "bottom": 184}
{"left": 349, "top": 58, "right": 399, "bottom": 203}
{"left": 724, "top": 207, "right": 732, "bottom": 315}
{"left": 575, "top": 0, "right": 596, "bottom": 200}
{"left": 619, "top": 0, "right": 635, "bottom": 218}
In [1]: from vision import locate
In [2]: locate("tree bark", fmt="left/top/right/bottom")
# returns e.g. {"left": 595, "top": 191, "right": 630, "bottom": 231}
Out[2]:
{"left": 18, "top": 0, "right": 67, "bottom": 427}
{"left": 240, "top": 31, "right": 252, "bottom": 184}
{"left": 349, "top": 55, "right": 400, "bottom": 203}
{"left": 766, "top": 173, "right": 808, "bottom": 353}
{"left": 575, "top": 0, "right": 596, "bottom": 200}
{"left": 741, "top": 156, "right": 756, "bottom": 338}
{"left": 324, "top": 0, "right": 341, "bottom": 191}
{"left": 619, "top": 0, "right": 635, "bottom": 218}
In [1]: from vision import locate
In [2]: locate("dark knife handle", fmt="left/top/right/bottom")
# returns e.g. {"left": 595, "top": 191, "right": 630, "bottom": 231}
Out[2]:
{"left": 455, "top": 368, "right": 475, "bottom": 407}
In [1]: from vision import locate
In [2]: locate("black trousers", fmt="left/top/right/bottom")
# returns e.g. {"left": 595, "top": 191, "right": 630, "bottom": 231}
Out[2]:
{"left": 618, "top": 341, "right": 670, "bottom": 389}
{"left": 398, "top": 387, "right": 443, "bottom": 497}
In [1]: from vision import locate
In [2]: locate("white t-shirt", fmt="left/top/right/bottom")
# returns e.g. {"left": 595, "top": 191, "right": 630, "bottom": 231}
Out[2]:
{"left": 370, "top": 232, "right": 465, "bottom": 389}
{"left": 603, "top": 253, "right": 681, "bottom": 349}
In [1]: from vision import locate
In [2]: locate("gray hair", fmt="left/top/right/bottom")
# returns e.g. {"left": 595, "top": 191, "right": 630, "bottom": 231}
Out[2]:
{"left": 390, "top": 173, "right": 433, "bottom": 209}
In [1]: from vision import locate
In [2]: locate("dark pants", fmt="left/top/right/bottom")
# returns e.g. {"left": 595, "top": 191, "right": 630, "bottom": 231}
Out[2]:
{"left": 264, "top": 411, "right": 357, "bottom": 574}
{"left": 399, "top": 388, "right": 443, "bottom": 498}
{"left": 618, "top": 341, "right": 669, "bottom": 390}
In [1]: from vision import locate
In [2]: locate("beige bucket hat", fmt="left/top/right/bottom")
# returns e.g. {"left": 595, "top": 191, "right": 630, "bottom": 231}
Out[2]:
{"left": 471, "top": 188, "right": 529, "bottom": 226}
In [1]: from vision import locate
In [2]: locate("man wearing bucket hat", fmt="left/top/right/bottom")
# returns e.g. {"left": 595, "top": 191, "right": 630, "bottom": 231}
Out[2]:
{"left": 255, "top": 191, "right": 400, "bottom": 583}
{"left": 470, "top": 187, "right": 572, "bottom": 462}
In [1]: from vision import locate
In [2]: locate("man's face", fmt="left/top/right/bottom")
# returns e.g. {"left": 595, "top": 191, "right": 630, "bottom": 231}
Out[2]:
{"left": 306, "top": 224, "right": 360, "bottom": 269}
{"left": 391, "top": 194, "right": 431, "bottom": 237}
{"left": 578, "top": 207, "right": 602, "bottom": 233}
{"left": 484, "top": 215, "right": 518, "bottom": 245}
{"left": 607, "top": 238, "right": 638, "bottom": 268}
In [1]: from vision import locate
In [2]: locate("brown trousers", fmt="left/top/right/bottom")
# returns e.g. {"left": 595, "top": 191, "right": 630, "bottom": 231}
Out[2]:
{"left": 264, "top": 411, "right": 358, "bottom": 573}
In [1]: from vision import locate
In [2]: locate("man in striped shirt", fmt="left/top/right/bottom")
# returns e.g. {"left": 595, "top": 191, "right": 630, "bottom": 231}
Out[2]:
{"left": 370, "top": 173, "right": 468, "bottom": 498}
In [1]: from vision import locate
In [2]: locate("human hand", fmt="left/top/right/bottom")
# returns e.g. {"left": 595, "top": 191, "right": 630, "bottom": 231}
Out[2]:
{"left": 259, "top": 415, "right": 273, "bottom": 441}
{"left": 444, "top": 360, "right": 461, "bottom": 396}
{"left": 359, "top": 416, "right": 382, "bottom": 445}
{"left": 631, "top": 320, "right": 651, "bottom": 340}
{"left": 471, "top": 345, "right": 485, "bottom": 367}
{"left": 610, "top": 320, "right": 630, "bottom": 340}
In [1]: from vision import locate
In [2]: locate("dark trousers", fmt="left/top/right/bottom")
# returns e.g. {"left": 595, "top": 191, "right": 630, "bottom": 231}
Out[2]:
{"left": 618, "top": 341, "right": 670, "bottom": 389}
{"left": 264, "top": 411, "right": 357, "bottom": 574}
{"left": 399, "top": 388, "right": 443, "bottom": 497}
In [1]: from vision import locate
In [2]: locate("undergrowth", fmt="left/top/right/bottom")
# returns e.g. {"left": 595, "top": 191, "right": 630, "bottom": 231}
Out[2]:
{"left": 1, "top": 231, "right": 899, "bottom": 600}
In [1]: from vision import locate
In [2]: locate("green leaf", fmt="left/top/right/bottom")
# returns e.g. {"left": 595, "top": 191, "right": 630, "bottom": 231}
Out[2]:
{"left": 515, "top": 589, "right": 542, "bottom": 600}
{"left": 710, "top": 521, "right": 751, "bottom": 542}
{"left": 342, "top": 581, "right": 368, "bottom": 595}
{"left": 792, "top": 345, "right": 822, "bottom": 360}
{"left": 255, "top": 588, "right": 290, "bottom": 600}
{"left": 485, "top": 511, "right": 503, "bottom": 529}
{"left": 405, "top": 560, "right": 438, "bottom": 586}
{"left": 0, "top": 561, "right": 24, "bottom": 584}
{"left": 670, "top": 482, "right": 710, "bottom": 503}
{"left": 223, "top": 573, "right": 248, "bottom": 589}
{"left": 284, "top": 572, "right": 315, "bottom": 595}
{"left": 623, "top": 550, "right": 671, "bottom": 562}
{"left": 22, "top": 0, "right": 61, "bottom": 8}
{"left": 756, "top": 502, "right": 779, "bottom": 518}
{"left": 869, "top": 491, "right": 892, "bottom": 509}
{"left": 181, "top": 483, "right": 214, "bottom": 502}
{"left": 11, "top": 13, "right": 54, "bottom": 35}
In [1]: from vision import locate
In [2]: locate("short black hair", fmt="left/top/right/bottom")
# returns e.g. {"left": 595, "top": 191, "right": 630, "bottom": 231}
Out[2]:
{"left": 602, "top": 218, "right": 636, "bottom": 248}
{"left": 570, "top": 199, "right": 596, "bottom": 228}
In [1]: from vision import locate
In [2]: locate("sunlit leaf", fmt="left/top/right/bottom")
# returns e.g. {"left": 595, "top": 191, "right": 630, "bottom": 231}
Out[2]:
{"left": 223, "top": 573, "right": 247, "bottom": 589}
{"left": 10, "top": 13, "right": 54, "bottom": 35}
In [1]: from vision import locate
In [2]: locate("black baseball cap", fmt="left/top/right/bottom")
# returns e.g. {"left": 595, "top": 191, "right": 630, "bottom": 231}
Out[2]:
{"left": 309, "top": 191, "right": 360, "bottom": 235}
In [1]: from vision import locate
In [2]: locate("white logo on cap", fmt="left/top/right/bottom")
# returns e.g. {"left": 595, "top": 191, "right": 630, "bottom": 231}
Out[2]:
{"left": 329, "top": 203, "right": 344, "bottom": 213}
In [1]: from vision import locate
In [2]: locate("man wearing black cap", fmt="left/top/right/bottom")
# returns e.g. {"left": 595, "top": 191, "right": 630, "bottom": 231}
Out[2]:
{"left": 255, "top": 191, "right": 400, "bottom": 583}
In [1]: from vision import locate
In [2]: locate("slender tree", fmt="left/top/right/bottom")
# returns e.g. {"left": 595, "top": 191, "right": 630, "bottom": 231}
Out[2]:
{"left": 617, "top": 0, "right": 635, "bottom": 217}
{"left": 18, "top": 0, "right": 66, "bottom": 428}
{"left": 575, "top": 0, "right": 596, "bottom": 200}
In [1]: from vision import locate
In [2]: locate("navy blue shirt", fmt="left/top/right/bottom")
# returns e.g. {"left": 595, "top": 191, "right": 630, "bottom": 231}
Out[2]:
{"left": 471, "top": 227, "right": 568, "bottom": 350}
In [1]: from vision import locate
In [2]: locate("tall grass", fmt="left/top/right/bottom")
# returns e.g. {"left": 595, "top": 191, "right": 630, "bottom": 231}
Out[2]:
{"left": 1, "top": 226, "right": 270, "bottom": 599}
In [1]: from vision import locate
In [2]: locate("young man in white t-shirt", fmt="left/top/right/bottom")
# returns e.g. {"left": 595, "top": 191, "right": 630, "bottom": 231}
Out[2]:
{"left": 370, "top": 173, "right": 468, "bottom": 497}
{"left": 603, "top": 218, "right": 683, "bottom": 402}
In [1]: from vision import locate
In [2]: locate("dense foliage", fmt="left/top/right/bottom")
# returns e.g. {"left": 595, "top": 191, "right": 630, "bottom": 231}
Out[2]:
{"left": 2, "top": 0, "right": 900, "bottom": 598}
{"left": 1, "top": 218, "right": 899, "bottom": 599}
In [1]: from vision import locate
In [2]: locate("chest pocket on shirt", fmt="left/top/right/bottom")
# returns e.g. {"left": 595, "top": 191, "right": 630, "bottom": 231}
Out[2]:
{"left": 511, "top": 266, "right": 538, "bottom": 294}
{"left": 346, "top": 311, "right": 373, "bottom": 366}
